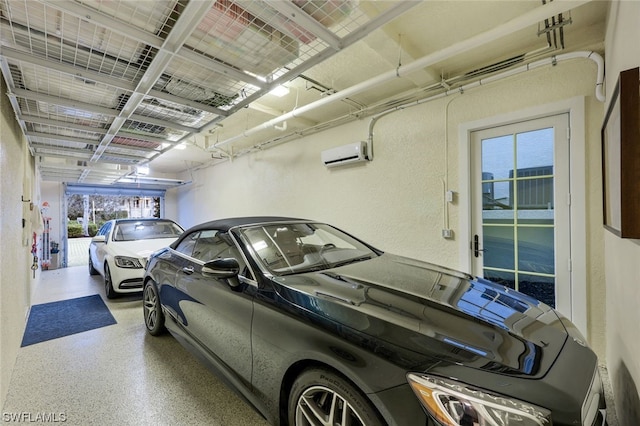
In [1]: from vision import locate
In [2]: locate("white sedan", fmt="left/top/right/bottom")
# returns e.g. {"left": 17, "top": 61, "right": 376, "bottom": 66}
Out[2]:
{"left": 89, "top": 218, "right": 184, "bottom": 298}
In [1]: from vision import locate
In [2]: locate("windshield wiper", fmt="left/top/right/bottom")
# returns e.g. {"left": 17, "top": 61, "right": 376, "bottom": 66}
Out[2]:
{"left": 277, "top": 265, "right": 328, "bottom": 276}
{"left": 331, "top": 255, "right": 372, "bottom": 268}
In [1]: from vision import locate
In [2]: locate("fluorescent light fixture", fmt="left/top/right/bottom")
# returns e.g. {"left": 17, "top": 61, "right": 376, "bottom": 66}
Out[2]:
{"left": 269, "top": 85, "right": 290, "bottom": 97}
{"left": 161, "top": 142, "right": 186, "bottom": 150}
{"left": 117, "top": 176, "right": 188, "bottom": 187}
{"left": 135, "top": 165, "right": 149, "bottom": 175}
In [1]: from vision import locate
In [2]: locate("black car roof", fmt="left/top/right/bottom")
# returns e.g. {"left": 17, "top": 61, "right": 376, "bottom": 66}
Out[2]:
{"left": 184, "top": 216, "right": 307, "bottom": 233}
{"left": 170, "top": 216, "right": 307, "bottom": 249}
{"left": 113, "top": 218, "right": 178, "bottom": 223}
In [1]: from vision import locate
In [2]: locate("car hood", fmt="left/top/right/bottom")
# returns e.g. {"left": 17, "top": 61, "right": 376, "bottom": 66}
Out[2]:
{"left": 272, "top": 253, "right": 568, "bottom": 378}
{"left": 111, "top": 238, "right": 178, "bottom": 261}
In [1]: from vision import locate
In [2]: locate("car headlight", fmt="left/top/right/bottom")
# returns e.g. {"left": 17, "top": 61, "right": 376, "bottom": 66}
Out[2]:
{"left": 407, "top": 373, "right": 551, "bottom": 426}
{"left": 114, "top": 256, "right": 143, "bottom": 269}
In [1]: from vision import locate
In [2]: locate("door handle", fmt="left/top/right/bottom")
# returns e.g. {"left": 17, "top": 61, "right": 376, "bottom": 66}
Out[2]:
{"left": 181, "top": 266, "right": 194, "bottom": 275}
{"left": 473, "top": 235, "right": 486, "bottom": 258}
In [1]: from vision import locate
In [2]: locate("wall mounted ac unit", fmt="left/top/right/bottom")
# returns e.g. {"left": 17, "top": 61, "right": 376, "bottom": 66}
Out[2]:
{"left": 321, "top": 141, "right": 370, "bottom": 168}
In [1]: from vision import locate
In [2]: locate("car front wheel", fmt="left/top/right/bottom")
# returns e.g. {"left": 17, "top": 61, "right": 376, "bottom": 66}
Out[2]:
{"left": 143, "top": 281, "right": 165, "bottom": 336}
{"left": 288, "top": 368, "right": 383, "bottom": 426}
{"left": 104, "top": 262, "right": 117, "bottom": 299}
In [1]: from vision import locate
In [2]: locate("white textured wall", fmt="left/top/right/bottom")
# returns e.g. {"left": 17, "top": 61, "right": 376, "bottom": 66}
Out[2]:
{"left": 177, "top": 58, "right": 606, "bottom": 356}
{"left": 176, "top": 108, "right": 456, "bottom": 264}
{"left": 164, "top": 188, "right": 179, "bottom": 223}
{"left": 603, "top": 1, "right": 640, "bottom": 424}
{"left": 0, "top": 76, "right": 37, "bottom": 406}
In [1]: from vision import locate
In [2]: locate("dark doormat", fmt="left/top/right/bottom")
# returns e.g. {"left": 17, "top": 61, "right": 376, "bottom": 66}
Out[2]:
{"left": 21, "top": 294, "right": 117, "bottom": 347}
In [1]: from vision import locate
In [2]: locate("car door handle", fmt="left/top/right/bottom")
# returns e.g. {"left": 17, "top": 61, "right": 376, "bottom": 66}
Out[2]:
{"left": 182, "top": 266, "right": 194, "bottom": 275}
{"left": 473, "top": 235, "right": 487, "bottom": 258}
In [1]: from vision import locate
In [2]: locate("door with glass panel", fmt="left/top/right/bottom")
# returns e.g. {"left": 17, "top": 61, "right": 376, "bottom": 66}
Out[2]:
{"left": 470, "top": 114, "right": 570, "bottom": 315}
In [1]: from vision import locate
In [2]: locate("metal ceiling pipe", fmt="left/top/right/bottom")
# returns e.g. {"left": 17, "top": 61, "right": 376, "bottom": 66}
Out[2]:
{"left": 212, "top": 0, "right": 592, "bottom": 149}
{"left": 222, "top": 50, "right": 605, "bottom": 163}
{"left": 417, "top": 50, "right": 605, "bottom": 104}
{"left": 366, "top": 50, "right": 605, "bottom": 154}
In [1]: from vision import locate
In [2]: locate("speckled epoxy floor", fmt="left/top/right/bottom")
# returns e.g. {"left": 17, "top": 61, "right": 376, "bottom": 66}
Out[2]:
{"left": 2, "top": 266, "right": 270, "bottom": 425}
{"left": 4, "top": 266, "right": 619, "bottom": 426}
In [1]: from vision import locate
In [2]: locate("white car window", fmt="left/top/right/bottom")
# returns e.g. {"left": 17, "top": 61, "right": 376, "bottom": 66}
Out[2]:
{"left": 113, "top": 221, "right": 182, "bottom": 241}
{"left": 98, "top": 222, "right": 112, "bottom": 237}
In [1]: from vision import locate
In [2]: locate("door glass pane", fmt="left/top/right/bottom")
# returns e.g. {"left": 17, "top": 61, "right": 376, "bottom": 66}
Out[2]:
{"left": 482, "top": 181, "right": 514, "bottom": 222}
{"left": 517, "top": 227, "right": 554, "bottom": 274}
{"left": 516, "top": 128, "right": 554, "bottom": 173}
{"left": 517, "top": 176, "right": 554, "bottom": 210}
{"left": 519, "top": 274, "right": 555, "bottom": 307}
{"left": 482, "top": 135, "right": 513, "bottom": 180}
{"left": 482, "top": 226, "right": 514, "bottom": 270}
{"left": 517, "top": 211, "right": 554, "bottom": 224}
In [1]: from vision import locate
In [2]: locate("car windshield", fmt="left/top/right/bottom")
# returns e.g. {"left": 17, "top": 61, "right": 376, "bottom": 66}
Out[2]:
{"left": 238, "top": 222, "right": 378, "bottom": 276}
{"left": 113, "top": 221, "right": 183, "bottom": 242}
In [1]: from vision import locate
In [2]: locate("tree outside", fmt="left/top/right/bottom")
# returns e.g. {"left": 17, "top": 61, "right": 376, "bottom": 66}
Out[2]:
{"left": 67, "top": 195, "right": 160, "bottom": 237}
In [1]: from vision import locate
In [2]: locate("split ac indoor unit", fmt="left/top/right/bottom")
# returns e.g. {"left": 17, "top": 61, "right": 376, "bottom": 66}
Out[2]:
{"left": 321, "top": 141, "right": 370, "bottom": 168}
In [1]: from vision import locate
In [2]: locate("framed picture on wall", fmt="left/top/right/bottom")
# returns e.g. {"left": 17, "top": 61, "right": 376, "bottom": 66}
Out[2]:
{"left": 601, "top": 66, "right": 640, "bottom": 238}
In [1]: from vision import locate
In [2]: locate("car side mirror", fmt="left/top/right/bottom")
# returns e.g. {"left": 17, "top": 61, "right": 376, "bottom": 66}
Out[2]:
{"left": 91, "top": 235, "right": 106, "bottom": 243}
{"left": 202, "top": 258, "right": 240, "bottom": 279}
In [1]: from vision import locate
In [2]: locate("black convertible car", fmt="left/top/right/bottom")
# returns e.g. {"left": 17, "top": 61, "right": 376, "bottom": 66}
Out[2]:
{"left": 142, "top": 217, "right": 607, "bottom": 426}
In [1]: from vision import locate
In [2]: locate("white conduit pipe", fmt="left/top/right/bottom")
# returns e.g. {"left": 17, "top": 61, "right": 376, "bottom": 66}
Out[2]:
{"left": 415, "top": 50, "right": 604, "bottom": 108}
{"left": 212, "top": 0, "right": 593, "bottom": 150}
{"left": 365, "top": 50, "right": 604, "bottom": 158}
{"left": 455, "top": 50, "right": 605, "bottom": 101}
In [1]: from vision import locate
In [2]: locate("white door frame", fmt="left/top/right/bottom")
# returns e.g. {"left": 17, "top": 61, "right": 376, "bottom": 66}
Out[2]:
{"left": 458, "top": 96, "right": 587, "bottom": 336}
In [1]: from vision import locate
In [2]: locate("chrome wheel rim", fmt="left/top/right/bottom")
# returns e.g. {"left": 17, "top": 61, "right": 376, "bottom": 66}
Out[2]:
{"left": 143, "top": 286, "right": 157, "bottom": 330}
{"left": 295, "top": 385, "right": 366, "bottom": 426}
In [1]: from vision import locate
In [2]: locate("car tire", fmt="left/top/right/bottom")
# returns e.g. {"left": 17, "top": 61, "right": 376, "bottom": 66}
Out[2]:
{"left": 104, "top": 262, "right": 117, "bottom": 299}
{"left": 89, "top": 252, "right": 99, "bottom": 276}
{"left": 143, "top": 281, "right": 165, "bottom": 336}
{"left": 288, "top": 368, "right": 383, "bottom": 426}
